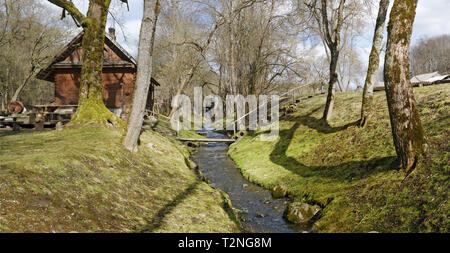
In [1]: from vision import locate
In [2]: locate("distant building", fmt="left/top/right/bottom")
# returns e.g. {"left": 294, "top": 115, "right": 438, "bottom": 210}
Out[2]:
{"left": 374, "top": 82, "right": 385, "bottom": 92}
{"left": 410, "top": 71, "right": 450, "bottom": 86}
{"left": 373, "top": 72, "right": 449, "bottom": 92}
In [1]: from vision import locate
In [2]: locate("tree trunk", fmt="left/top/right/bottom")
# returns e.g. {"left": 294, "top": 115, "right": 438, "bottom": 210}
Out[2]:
{"left": 228, "top": 2, "right": 237, "bottom": 96}
{"left": 360, "top": 0, "right": 389, "bottom": 127}
{"left": 322, "top": 49, "right": 339, "bottom": 122}
{"left": 71, "top": 0, "right": 123, "bottom": 127}
{"left": 48, "top": 0, "right": 122, "bottom": 127}
{"left": 10, "top": 71, "right": 34, "bottom": 103}
{"left": 168, "top": 61, "right": 201, "bottom": 119}
{"left": 384, "top": 0, "right": 426, "bottom": 174}
{"left": 1, "top": 91, "right": 6, "bottom": 113}
{"left": 122, "top": 0, "right": 160, "bottom": 153}
{"left": 10, "top": 60, "right": 41, "bottom": 103}
{"left": 319, "top": 0, "right": 345, "bottom": 123}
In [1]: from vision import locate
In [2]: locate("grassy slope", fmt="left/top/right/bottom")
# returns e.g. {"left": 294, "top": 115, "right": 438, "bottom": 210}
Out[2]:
{"left": 229, "top": 84, "right": 449, "bottom": 233}
{"left": 0, "top": 125, "right": 239, "bottom": 233}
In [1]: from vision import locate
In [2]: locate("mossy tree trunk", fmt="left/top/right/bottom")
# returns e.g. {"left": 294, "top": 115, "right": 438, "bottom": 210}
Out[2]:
{"left": 123, "top": 0, "right": 160, "bottom": 153}
{"left": 360, "top": 0, "right": 390, "bottom": 127}
{"left": 48, "top": 0, "right": 123, "bottom": 128}
{"left": 384, "top": 0, "right": 426, "bottom": 174}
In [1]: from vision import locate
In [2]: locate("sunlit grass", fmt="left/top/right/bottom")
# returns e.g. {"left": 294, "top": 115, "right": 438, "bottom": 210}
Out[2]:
{"left": 229, "top": 84, "right": 449, "bottom": 232}
{"left": 0, "top": 125, "right": 239, "bottom": 233}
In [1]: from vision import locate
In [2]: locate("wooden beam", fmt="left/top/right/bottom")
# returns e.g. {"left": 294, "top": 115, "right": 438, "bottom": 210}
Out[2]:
{"left": 177, "top": 138, "right": 235, "bottom": 143}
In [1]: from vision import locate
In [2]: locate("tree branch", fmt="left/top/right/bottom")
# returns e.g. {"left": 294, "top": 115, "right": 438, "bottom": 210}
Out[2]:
{"left": 47, "top": 0, "right": 86, "bottom": 25}
{"left": 320, "top": 0, "right": 333, "bottom": 47}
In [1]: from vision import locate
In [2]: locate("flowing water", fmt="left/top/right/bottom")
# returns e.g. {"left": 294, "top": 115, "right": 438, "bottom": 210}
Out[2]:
{"left": 193, "top": 129, "right": 308, "bottom": 233}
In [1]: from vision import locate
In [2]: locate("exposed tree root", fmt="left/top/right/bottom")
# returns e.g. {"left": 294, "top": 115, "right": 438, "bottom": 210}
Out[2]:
{"left": 69, "top": 99, "right": 126, "bottom": 131}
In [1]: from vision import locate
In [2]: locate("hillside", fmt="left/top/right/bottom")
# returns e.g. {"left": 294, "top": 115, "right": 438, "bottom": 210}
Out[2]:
{"left": 0, "top": 125, "right": 240, "bottom": 233}
{"left": 229, "top": 84, "right": 449, "bottom": 233}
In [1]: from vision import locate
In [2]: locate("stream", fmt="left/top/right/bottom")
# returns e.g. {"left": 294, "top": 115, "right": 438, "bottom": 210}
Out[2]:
{"left": 193, "top": 129, "right": 308, "bottom": 233}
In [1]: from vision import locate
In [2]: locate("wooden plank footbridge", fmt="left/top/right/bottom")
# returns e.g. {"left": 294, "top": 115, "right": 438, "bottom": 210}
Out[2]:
{"left": 176, "top": 138, "right": 236, "bottom": 143}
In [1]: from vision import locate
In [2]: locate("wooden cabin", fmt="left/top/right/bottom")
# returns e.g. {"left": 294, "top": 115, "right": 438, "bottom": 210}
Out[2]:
{"left": 36, "top": 28, "right": 160, "bottom": 120}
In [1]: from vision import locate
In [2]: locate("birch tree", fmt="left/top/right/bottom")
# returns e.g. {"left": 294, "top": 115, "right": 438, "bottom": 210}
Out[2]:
{"left": 384, "top": 0, "right": 426, "bottom": 174}
{"left": 122, "top": 0, "right": 160, "bottom": 153}
{"left": 360, "top": 0, "right": 389, "bottom": 127}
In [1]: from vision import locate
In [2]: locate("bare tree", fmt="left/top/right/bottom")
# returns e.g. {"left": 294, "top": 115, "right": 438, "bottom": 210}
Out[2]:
{"left": 168, "top": 22, "right": 220, "bottom": 119}
{"left": 384, "top": 0, "right": 426, "bottom": 175}
{"left": 166, "top": 0, "right": 268, "bottom": 119}
{"left": 304, "top": 0, "right": 347, "bottom": 122}
{"left": 122, "top": 0, "right": 160, "bottom": 152}
{"left": 10, "top": 32, "right": 51, "bottom": 103}
{"left": 411, "top": 34, "right": 450, "bottom": 75}
{"left": 207, "top": 0, "right": 304, "bottom": 99}
{"left": 152, "top": 1, "right": 203, "bottom": 114}
{"left": 0, "top": 0, "right": 72, "bottom": 112}
{"left": 360, "top": 0, "right": 389, "bottom": 127}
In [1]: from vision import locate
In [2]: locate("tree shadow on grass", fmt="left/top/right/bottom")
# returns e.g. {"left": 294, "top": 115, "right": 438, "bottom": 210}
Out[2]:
{"left": 284, "top": 106, "right": 361, "bottom": 134}
{"left": 140, "top": 178, "right": 241, "bottom": 233}
{"left": 268, "top": 115, "right": 397, "bottom": 183}
{"left": 140, "top": 181, "right": 200, "bottom": 233}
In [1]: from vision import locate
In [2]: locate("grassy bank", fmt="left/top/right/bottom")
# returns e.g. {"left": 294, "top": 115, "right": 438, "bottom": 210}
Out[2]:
{"left": 0, "top": 124, "right": 240, "bottom": 233}
{"left": 229, "top": 84, "right": 449, "bottom": 233}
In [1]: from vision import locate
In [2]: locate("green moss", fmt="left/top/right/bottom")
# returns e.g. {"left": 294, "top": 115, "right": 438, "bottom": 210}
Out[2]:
{"left": 0, "top": 124, "right": 240, "bottom": 233}
{"left": 71, "top": 98, "right": 125, "bottom": 130}
{"left": 178, "top": 129, "right": 206, "bottom": 140}
{"left": 229, "top": 84, "right": 449, "bottom": 232}
{"left": 387, "top": 0, "right": 418, "bottom": 46}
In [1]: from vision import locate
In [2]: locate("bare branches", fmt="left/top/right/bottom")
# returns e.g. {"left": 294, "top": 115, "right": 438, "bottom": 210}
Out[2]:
{"left": 0, "top": 0, "right": 74, "bottom": 108}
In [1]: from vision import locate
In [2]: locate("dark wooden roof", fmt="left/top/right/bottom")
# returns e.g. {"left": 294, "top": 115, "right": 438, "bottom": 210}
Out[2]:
{"left": 36, "top": 31, "right": 160, "bottom": 87}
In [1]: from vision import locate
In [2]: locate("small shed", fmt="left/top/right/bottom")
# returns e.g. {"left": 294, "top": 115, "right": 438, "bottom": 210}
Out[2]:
{"left": 374, "top": 82, "right": 385, "bottom": 92}
{"left": 373, "top": 72, "right": 450, "bottom": 92}
{"left": 36, "top": 28, "right": 160, "bottom": 119}
{"left": 410, "top": 72, "right": 450, "bottom": 87}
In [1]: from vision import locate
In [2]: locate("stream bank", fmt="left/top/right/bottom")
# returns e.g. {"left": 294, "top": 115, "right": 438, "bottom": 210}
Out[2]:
{"left": 192, "top": 130, "right": 309, "bottom": 233}
{"left": 0, "top": 126, "right": 240, "bottom": 233}
{"left": 227, "top": 86, "right": 450, "bottom": 232}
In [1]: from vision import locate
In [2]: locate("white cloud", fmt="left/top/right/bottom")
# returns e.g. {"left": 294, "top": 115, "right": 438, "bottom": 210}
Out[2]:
{"left": 412, "top": 0, "right": 450, "bottom": 42}
{"left": 356, "top": 46, "right": 371, "bottom": 66}
{"left": 311, "top": 44, "right": 327, "bottom": 58}
{"left": 275, "top": 1, "right": 293, "bottom": 16}
{"left": 114, "top": 19, "right": 141, "bottom": 57}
